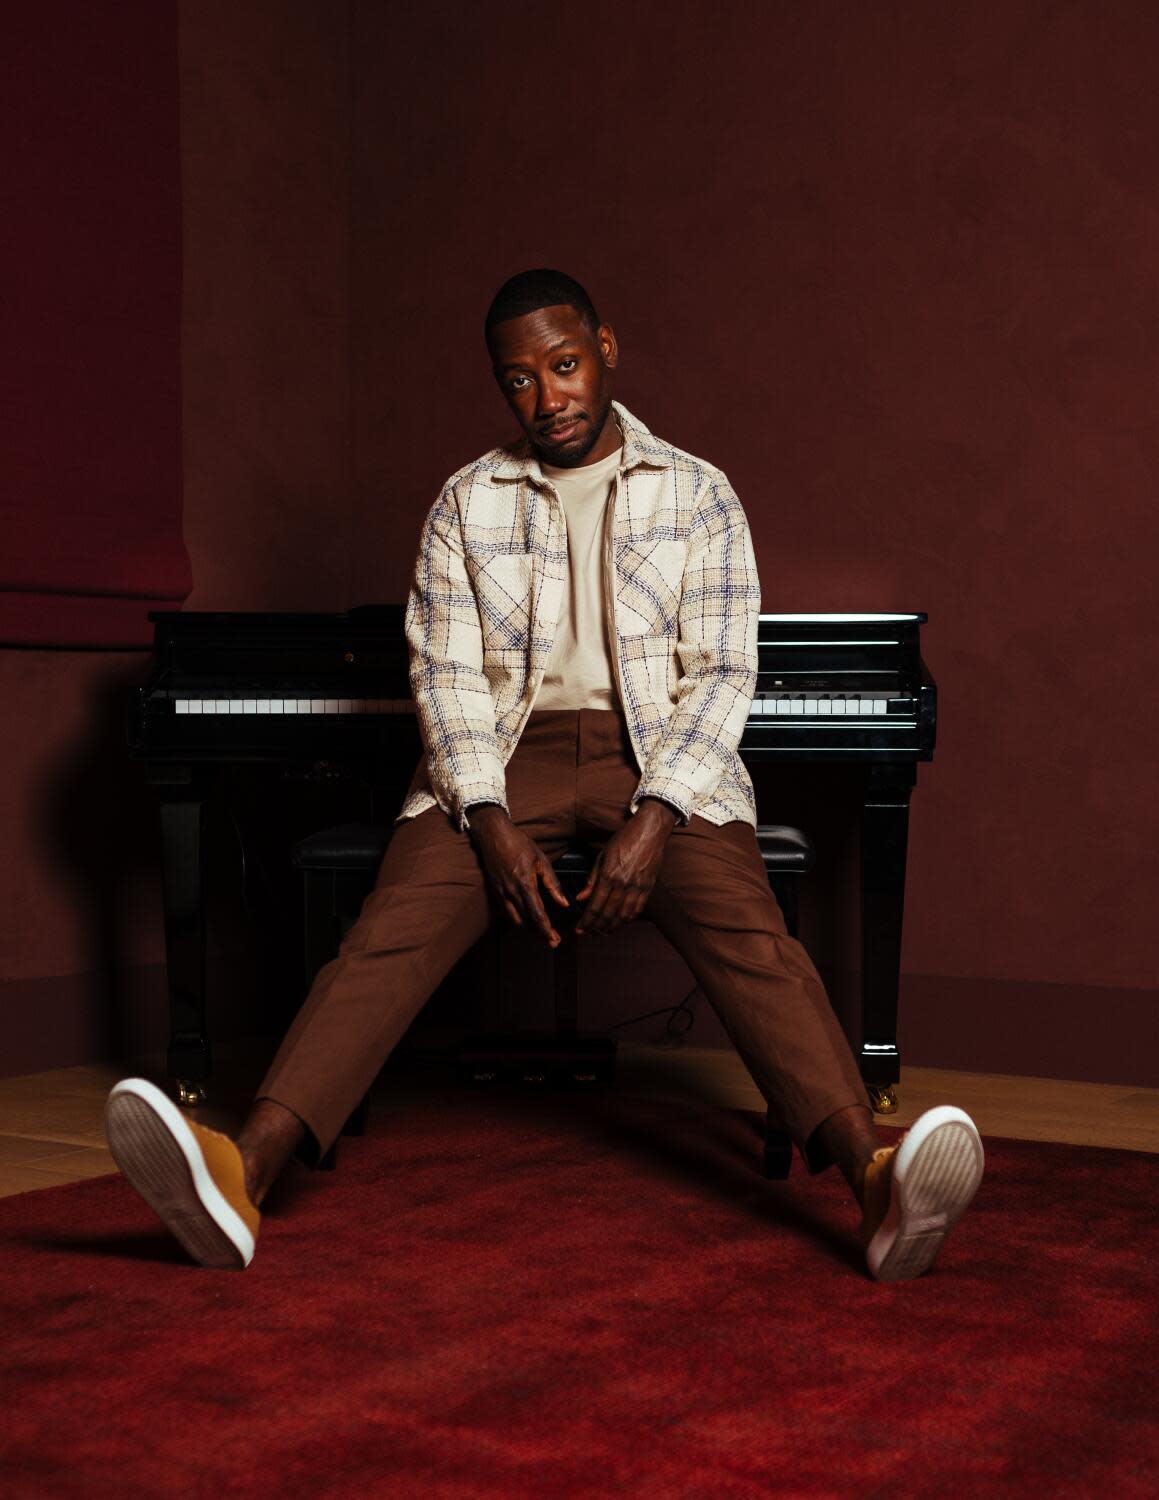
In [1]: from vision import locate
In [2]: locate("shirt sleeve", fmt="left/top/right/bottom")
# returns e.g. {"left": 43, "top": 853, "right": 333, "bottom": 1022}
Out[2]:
{"left": 405, "top": 483, "right": 510, "bottom": 830}
{"left": 630, "top": 473, "right": 760, "bottom": 821}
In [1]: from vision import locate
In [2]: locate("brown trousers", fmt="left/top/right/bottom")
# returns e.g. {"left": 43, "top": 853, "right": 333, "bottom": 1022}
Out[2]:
{"left": 259, "top": 710, "right": 869, "bottom": 1169}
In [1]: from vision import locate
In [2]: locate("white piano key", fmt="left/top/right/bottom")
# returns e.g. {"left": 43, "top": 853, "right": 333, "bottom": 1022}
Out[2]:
{"left": 188, "top": 699, "right": 204, "bottom": 714}
{"left": 282, "top": 700, "right": 297, "bottom": 714}
{"left": 228, "top": 699, "right": 243, "bottom": 714}
{"left": 256, "top": 699, "right": 270, "bottom": 714}
{"left": 297, "top": 699, "right": 311, "bottom": 713}
{"left": 215, "top": 699, "right": 230, "bottom": 714}
{"left": 338, "top": 699, "right": 352, "bottom": 714}
{"left": 858, "top": 698, "right": 873, "bottom": 714}
{"left": 790, "top": 698, "right": 805, "bottom": 715}
{"left": 774, "top": 698, "right": 791, "bottom": 716}
{"left": 324, "top": 698, "right": 339, "bottom": 714}
{"left": 817, "top": 699, "right": 832, "bottom": 715}
{"left": 749, "top": 698, "right": 765, "bottom": 716}
{"left": 310, "top": 699, "right": 326, "bottom": 714}
{"left": 270, "top": 699, "right": 283, "bottom": 713}
{"left": 832, "top": 698, "right": 847, "bottom": 715}
{"left": 804, "top": 698, "right": 818, "bottom": 715}
{"left": 175, "top": 699, "right": 188, "bottom": 714}
{"left": 873, "top": 699, "right": 887, "bottom": 715}
{"left": 242, "top": 699, "right": 257, "bottom": 714}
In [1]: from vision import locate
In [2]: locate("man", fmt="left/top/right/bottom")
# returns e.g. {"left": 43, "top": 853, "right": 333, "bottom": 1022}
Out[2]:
{"left": 105, "top": 269, "right": 983, "bottom": 1281}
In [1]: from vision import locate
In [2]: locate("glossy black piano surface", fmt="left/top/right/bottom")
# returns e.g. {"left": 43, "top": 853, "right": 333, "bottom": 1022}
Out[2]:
{"left": 131, "top": 607, "right": 937, "bottom": 1106}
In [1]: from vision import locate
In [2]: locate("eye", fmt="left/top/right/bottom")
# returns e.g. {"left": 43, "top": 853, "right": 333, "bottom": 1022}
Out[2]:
{"left": 509, "top": 375, "right": 532, "bottom": 390}
{"left": 557, "top": 356, "right": 578, "bottom": 373}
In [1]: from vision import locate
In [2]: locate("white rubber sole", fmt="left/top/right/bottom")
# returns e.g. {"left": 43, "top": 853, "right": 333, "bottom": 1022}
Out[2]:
{"left": 104, "top": 1078, "right": 255, "bottom": 1269}
{"left": 866, "top": 1105, "right": 984, "bottom": 1282}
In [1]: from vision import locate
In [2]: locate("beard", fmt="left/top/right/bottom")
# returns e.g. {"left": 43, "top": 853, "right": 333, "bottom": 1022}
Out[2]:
{"left": 531, "top": 393, "right": 614, "bottom": 468}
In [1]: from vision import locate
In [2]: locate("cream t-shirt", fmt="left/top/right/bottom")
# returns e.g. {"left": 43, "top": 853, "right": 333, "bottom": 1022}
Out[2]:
{"left": 534, "top": 444, "right": 622, "bottom": 711}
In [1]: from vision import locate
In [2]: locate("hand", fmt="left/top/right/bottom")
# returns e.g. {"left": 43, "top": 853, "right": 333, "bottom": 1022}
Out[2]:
{"left": 575, "top": 799, "right": 678, "bottom": 936}
{"left": 468, "top": 805, "right": 569, "bottom": 948}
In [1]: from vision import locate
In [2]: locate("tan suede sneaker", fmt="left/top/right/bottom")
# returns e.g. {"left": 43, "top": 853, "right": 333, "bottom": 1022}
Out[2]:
{"left": 861, "top": 1105, "right": 984, "bottom": 1282}
{"left": 104, "top": 1078, "right": 259, "bottom": 1269}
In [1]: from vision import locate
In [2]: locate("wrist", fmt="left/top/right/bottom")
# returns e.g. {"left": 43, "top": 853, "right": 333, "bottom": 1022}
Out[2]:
{"left": 465, "top": 802, "right": 509, "bottom": 834}
{"left": 637, "top": 797, "right": 680, "bottom": 828}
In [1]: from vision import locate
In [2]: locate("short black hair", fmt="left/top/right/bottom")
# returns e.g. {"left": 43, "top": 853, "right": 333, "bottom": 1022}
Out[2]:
{"left": 484, "top": 269, "right": 600, "bottom": 344}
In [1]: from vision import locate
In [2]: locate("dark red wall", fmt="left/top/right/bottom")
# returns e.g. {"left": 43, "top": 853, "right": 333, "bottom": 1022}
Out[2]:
{"left": 0, "top": 5, "right": 184, "bottom": 1073}
{"left": 0, "top": 3, "right": 187, "bottom": 645}
{"left": 5, "top": 2, "right": 1156, "bottom": 1083}
{"left": 350, "top": 1, "right": 1158, "bottom": 1035}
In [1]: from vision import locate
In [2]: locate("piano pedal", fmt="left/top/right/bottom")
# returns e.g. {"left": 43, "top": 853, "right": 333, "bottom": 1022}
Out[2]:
{"left": 176, "top": 1079, "right": 207, "bottom": 1108}
{"left": 868, "top": 1084, "right": 898, "bottom": 1115}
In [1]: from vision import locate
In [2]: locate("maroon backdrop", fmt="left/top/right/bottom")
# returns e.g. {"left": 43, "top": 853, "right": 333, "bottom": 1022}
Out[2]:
{"left": 4, "top": 1, "right": 1156, "bottom": 1082}
{"left": 0, "top": 3, "right": 187, "bottom": 647}
{"left": 347, "top": 1, "right": 1158, "bottom": 1060}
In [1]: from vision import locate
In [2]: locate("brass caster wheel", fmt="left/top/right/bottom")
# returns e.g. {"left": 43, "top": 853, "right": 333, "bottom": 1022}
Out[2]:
{"left": 176, "top": 1079, "right": 206, "bottom": 1108}
{"left": 868, "top": 1084, "right": 898, "bottom": 1116}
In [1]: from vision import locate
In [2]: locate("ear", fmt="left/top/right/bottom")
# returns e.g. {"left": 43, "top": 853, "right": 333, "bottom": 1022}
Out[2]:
{"left": 597, "top": 322, "right": 619, "bottom": 370}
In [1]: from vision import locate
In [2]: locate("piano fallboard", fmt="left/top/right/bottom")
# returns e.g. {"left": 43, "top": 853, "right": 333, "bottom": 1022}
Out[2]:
{"left": 130, "top": 608, "right": 936, "bottom": 766}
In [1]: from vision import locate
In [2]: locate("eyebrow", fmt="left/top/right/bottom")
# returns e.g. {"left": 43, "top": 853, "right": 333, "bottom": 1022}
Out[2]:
{"left": 495, "top": 337, "right": 576, "bottom": 374}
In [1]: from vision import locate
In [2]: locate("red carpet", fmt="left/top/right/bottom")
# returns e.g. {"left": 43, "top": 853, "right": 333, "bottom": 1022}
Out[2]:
{"left": 2, "top": 1088, "right": 1156, "bottom": 1499}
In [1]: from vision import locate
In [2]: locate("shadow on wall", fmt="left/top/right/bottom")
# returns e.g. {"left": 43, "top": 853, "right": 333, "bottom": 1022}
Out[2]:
{"left": 26, "top": 659, "right": 272, "bottom": 1074}
{"left": 37, "top": 659, "right": 168, "bottom": 1063}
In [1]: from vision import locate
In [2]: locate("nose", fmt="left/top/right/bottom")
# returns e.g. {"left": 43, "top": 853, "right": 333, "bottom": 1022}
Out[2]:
{"left": 537, "top": 377, "right": 567, "bottom": 418}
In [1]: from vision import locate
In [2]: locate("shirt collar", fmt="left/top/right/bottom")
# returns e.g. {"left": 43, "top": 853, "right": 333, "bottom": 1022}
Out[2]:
{"left": 487, "top": 401, "right": 673, "bottom": 483}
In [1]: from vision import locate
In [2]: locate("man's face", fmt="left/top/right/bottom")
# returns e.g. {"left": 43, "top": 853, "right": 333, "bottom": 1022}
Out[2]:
{"left": 488, "top": 303, "right": 619, "bottom": 468}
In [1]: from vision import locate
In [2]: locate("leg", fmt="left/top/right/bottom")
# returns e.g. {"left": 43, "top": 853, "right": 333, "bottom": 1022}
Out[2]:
{"left": 252, "top": 805, "right": 495, "bottom": 1173}
{"left": 644, "top": 817, "right": 880, "bottom": 1196}
{"left": 246, "top": 714, "right": 583, "bottom": 1193}
{"left": 105, "top": 716, "right": 586, "bottom": 1267}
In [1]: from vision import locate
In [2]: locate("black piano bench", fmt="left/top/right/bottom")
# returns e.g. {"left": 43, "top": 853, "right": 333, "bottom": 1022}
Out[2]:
{"left": 291, "top": 822, "right": 814, "bottom": 1180}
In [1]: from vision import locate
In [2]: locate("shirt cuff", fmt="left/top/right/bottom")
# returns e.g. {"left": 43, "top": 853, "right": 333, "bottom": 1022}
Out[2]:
{"left": 630, "top": 790, "right": 693, "bottom": 825}
{"left": 459, "top": 799, "right": 508, "bottom": 833}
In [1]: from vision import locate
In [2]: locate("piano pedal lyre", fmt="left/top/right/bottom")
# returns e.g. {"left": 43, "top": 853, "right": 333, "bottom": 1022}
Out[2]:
{"left": 868, "top": 1084, "right": 898, "bottom": 1115}
{"left": 176, "top": 1079, "right": 207, "bottom": 1108}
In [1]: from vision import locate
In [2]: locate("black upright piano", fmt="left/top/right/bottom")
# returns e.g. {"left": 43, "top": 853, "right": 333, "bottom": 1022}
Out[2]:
{"left": 129, "top": 607, "right": 936, "bottom": 1112}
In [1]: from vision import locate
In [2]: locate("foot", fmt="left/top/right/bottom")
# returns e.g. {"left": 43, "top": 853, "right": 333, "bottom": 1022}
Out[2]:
{"left": 861, "top": 1105, "right": 984, "bottom": 1282}
{"left": 104, "top": 1078, "right": 260, "bottom": 1269}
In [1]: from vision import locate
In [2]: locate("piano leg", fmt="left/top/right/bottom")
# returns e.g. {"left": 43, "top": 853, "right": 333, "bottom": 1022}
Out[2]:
{"left": 152, "top": 770, "right": 212, "bottom": 1104}
{"left": 858, "top": 764, "right": 916, "bottom": 1110}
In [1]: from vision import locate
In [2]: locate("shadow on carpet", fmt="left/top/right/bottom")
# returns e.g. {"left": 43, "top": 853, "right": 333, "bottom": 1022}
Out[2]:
{"left": 1, "top": 1087, "right": 1156, "bottom": 1499}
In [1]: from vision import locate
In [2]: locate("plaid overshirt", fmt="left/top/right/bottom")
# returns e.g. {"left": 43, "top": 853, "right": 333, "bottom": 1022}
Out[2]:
{"left": 401, "top": 402, "right": 761, "bottom": 829}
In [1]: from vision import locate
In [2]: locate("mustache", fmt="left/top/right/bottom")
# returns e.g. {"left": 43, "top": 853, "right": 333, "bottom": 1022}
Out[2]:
{"left": 539, "top": 413, "right": 586, "bottom": 434}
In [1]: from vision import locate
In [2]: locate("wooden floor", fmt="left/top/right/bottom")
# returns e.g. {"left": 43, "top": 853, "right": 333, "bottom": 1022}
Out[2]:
{"left": 1, "top": 1045, "right": 1157, "bottom": 1201}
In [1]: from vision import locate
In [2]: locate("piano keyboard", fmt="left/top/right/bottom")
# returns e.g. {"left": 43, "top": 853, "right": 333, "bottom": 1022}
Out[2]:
{"left": 171, "top": 694, "right": 910, "bottom": 719}
{"left": 173, "top": 697, "right": 415, "bottom": 715}
{"left": 751, "top": 696, "right": 899, "bottom": 717}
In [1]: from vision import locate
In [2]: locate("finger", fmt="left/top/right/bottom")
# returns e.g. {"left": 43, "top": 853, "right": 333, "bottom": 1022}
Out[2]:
{"left": 615, "top": 888, "right": 648, "bottom": 931}
{"left": 537, "top": 860, "right": 569, "bottom": 909}
{"left": 593, "top": 882, "right": 629, "bottom": 930}
{"left": 575, "top": 852, "right": 606, "bottom": 907}
{"left": 576, "top": 873, "right": 614, "bottom": 934}
{"left": 503, "top": 897, "right": 523, "bottom": 927}
{"left": 521, "top": 880, "right": 561, "bottom": 948}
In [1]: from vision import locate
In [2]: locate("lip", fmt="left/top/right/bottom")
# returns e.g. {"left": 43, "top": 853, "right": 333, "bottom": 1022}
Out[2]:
{"left": 541, "top": 417, "right": 582, "bottom": 443}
